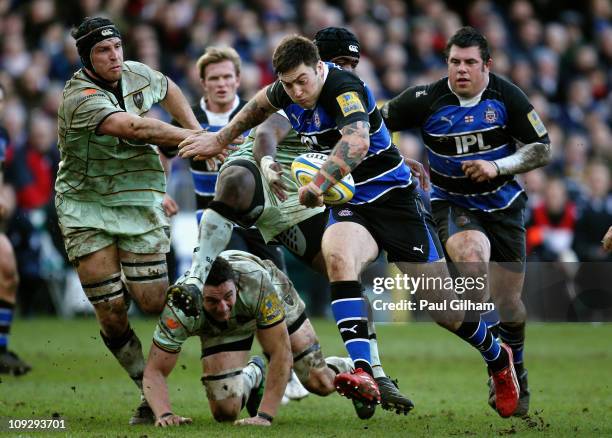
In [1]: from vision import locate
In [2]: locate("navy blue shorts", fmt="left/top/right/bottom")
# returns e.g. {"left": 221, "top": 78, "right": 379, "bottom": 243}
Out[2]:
{"left": 328, "top": 187, "right": 444, "bottom": 263}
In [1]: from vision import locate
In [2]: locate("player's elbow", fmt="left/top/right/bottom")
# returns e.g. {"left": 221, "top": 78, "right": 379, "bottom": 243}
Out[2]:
{"left": 539, "top": 142, "right": 552, "bottom": 166}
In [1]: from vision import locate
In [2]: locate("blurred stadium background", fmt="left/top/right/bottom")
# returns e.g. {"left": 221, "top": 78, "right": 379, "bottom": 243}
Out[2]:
{"left": 0, "top": 0, "right": 611, "bottom": 319}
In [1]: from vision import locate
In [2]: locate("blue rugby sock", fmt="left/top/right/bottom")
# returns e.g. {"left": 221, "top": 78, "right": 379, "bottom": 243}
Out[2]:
{"left": 330, "top": 281, "right": 372, "bottom": 376}
{"left": 481, "top": 305, "right": 500, "bottom": 338}
{"left": 0, "top": 299, "right": 14, "bottom": 353}
{"left": 455, "top": 315, "right": 508, "bottom": 373}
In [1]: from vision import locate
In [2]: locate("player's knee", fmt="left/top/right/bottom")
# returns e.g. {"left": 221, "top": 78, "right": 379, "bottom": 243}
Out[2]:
{"left": 303, "top": 369, "right": 335, "bottom": 396}
{"left": 216, "top": 166, "right": 255, "bottom": 209}
{"left": 133, "top": 286, "right": 166, "bottom": 314}
{"left": 96, "top": 300, "right": 129, "bottom": 337}
{"left": 324, "top": 251, "right": 357, "bottom": 279}
{"left": 0, "top": 268, "right": 18, "bottom": 298}
{"left": 210, "top": 401, "right": 240, "bottom": 422}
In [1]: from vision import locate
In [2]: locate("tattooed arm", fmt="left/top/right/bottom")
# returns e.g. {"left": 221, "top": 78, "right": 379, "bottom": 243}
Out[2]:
{"left": 178, "top": 87, "right": 276, "bottom": 159}
{"left": 462, "top": 142, "right": 552, "bottom": 183}
{"left": 299, "top": 121, "right": 370, "bottom": 207}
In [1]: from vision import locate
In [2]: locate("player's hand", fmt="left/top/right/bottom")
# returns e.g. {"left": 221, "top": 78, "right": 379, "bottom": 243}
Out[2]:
{"left": 260, "top": 156, "right": 288, "bottom": 201}
{"left": 462, "top": 159, "right": 498, "bottom": 182}
{"left": 234, "top": 416, "right": 272, "bottom": 426}
{"left": 298, "top": 183, "right": 324, "bottom": 208}
{"left": 404, "top": 158, "right": 430, "bottom": 191}
{"left": 602, "top": 226, "right": 612, "bottom": 252}
{"left": 155, "top": 413, "right": 192, "bottom": 427}
{"left": 162, "top": 194, "right": 179, "bottom": 217}
{"left": 178, "top": 132, "right": 238, "bottom": 159}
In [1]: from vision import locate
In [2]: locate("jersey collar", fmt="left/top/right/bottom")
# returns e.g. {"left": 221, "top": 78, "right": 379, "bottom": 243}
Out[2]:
{"left": 447, "top": 74, "right": 490, "bottom": 107}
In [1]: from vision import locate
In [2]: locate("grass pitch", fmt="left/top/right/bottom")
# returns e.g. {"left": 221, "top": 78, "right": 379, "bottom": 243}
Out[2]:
{"left": 1, "top": 318, "right": 611, "bottom": 437}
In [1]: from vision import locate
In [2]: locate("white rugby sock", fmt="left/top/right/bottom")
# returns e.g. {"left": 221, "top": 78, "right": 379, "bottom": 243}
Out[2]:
{"left": 325, "top": 356, "right": 354, "bottom": 374}
{"left": 242, "top": 361, "right": 263, "bottom": 395}
{"left": 184, "top": 209, "right": 233, "bottom": 289}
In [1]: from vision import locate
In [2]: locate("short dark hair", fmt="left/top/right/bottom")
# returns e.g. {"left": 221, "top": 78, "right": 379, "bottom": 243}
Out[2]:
{"left": 272, "top": 35, "right": 320, "bottom": 75}
{"left": 444, "top": 26, "right": 491, "bottom": 63}
{"left": 205, "top": 257, "right": 235, "bottom": 287}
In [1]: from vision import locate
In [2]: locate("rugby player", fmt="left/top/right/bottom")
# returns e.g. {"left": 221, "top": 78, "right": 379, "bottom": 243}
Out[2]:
{"left": 381, "top": 26, "right": 552, "bottom": 417}
{"left": 0, "top": 83, "right": 31, "bottom": 376}
{"left": 55, "top": 16, "right": 230, "bottom": 424}
{"left": 143, "top": 251, "right": 353, "bottom": 427}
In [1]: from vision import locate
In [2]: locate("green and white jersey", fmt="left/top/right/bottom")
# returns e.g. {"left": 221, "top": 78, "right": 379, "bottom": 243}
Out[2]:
{"left": 56, "top": 61, "right": 168, "bottom": 206}
{"left": 153, "top": 250, "right": 295, "bottom": 353}
{"left": 223, "top": 115, "right": 325, "bottom": 242}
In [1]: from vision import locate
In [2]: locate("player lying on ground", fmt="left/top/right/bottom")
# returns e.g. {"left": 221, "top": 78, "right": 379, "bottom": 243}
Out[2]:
{"left": 143, "top": 250, "right": 353, "bottom": 427}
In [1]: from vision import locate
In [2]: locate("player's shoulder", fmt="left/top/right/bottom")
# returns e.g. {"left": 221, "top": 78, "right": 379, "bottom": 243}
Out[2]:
{"left": 486, "top": 73, "right": 530, "bottom": 105}
{"left": 60, "top": 72, "right": 111, "bottom": 111}
{"left": 324, "top": 65, "right": 363, "bottom": 92}
{"left": 122, "top": 60, "right": 154, "bottom": 76}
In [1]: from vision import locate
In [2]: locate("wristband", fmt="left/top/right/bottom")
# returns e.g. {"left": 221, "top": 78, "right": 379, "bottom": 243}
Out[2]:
{"left": 159, "top": 412, "right": 173, "bottom": 419}
{"left": 257, "top": 411, "right": 274, "bottom": 423}
{"left": 490, "top": 160, "right": 501, "bottom": 176}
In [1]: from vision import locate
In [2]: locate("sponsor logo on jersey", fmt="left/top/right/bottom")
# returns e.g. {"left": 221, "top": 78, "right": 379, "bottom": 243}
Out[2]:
{"left": 464, "top": 115, "right": 474, "bottom": 123}
{"left": 336, "top": 92, "right": 365, "bottom": 116}
{"left": 527, "top": 109, "right": 548, "bottom": 137}
{"left": 440, "top": 115, "right": 453, "bottom": 126}
{"left": 133, "top": 91, "right": 144, "bottom": 109}
{"left": 484, "top": 105, "right": 497, "bottom": 123}
{"left": 337, "top": 208, "right": 353, "bottom": 217}
{"left": 83, "top": 88, "right": 99, "bottom": 96}
{"left": 416, "top": 90, "right": 428, "bottom": 98}
{"left": 260, "top": 293, "right": 284, "bottom": 324}
{"left": 313, "top": 110, "right": 321, "bottom": 129}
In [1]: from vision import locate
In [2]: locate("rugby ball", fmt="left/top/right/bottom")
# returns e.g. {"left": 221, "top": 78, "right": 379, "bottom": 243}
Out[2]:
{"left": 291, "top": 152, "right": 355, "bottom": 205}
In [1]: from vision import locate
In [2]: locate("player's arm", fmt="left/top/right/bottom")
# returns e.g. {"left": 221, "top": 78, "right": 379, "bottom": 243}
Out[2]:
{"left": 254, "top": 112, "right": 293, "bottom": 201}
{"left": 160, "top": 78, "right": 201, "bottom": 130}
{"left": 603, "top": 226, "right": 612, "bottom": 252}
{"left": 98, "top": 112, "right": 199, "bottom": 149}
{"left": 238, "top": 322, "right": 292, "bottom": 426}
{"left": 178, "top": 87, "right": 277, "bottom": 159}
{"left": 143, "top": 343, "right": 192, "bottom": 427}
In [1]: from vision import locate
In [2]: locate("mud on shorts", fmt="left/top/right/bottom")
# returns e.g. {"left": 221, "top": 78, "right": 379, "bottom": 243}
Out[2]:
{"left": 431, "top": 194, "right": 527, "bottom": 271}
{"left": 55, "top": 195, "right": 171, "bottom": 262}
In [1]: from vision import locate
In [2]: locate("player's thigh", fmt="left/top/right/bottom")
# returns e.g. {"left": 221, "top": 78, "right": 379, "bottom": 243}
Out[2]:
{"left": 0, "top": 233, "right": 18, "bottom": 301}
{"left": 119, "top": 249, "right": 168, "bottom": 314}
{"left": 216, "top": 160, "right": 258, "bottom": 210}
{"left": 432, "top": 201, "right": 491, "bottom": 264}
{"left": 322, "top": 221, "right": 378, "bottom": 281}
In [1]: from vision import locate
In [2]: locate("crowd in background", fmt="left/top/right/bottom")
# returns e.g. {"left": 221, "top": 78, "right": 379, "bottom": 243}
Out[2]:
{"left": 0, "top": 0, "right": 611, "bottom": 318}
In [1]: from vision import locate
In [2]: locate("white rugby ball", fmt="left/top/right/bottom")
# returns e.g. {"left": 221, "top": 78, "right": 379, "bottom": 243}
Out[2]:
{"left": 291, "top": 152, "right": 355, "bottom": 205}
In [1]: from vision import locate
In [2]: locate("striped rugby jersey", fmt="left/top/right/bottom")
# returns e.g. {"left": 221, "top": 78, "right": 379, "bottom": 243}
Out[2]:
{"left": 266, "top": 62, "right": 412, "bottom": 204}
{"left": 384, "top": 73, "right": 550, "bottom": 212}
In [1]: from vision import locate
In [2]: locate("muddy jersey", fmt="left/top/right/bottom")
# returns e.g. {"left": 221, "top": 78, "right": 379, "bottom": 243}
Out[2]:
{"left": 153, "top": 250, "right": 293, "bottom": 353}
{"left": 266, "top": 63, "right": 412, "bottom": 204}
{"left": 383, "top": 73, "right": 550, "bottom": 212}
{"left": 55, "top": 61, "right": 168, "bottom": 206}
